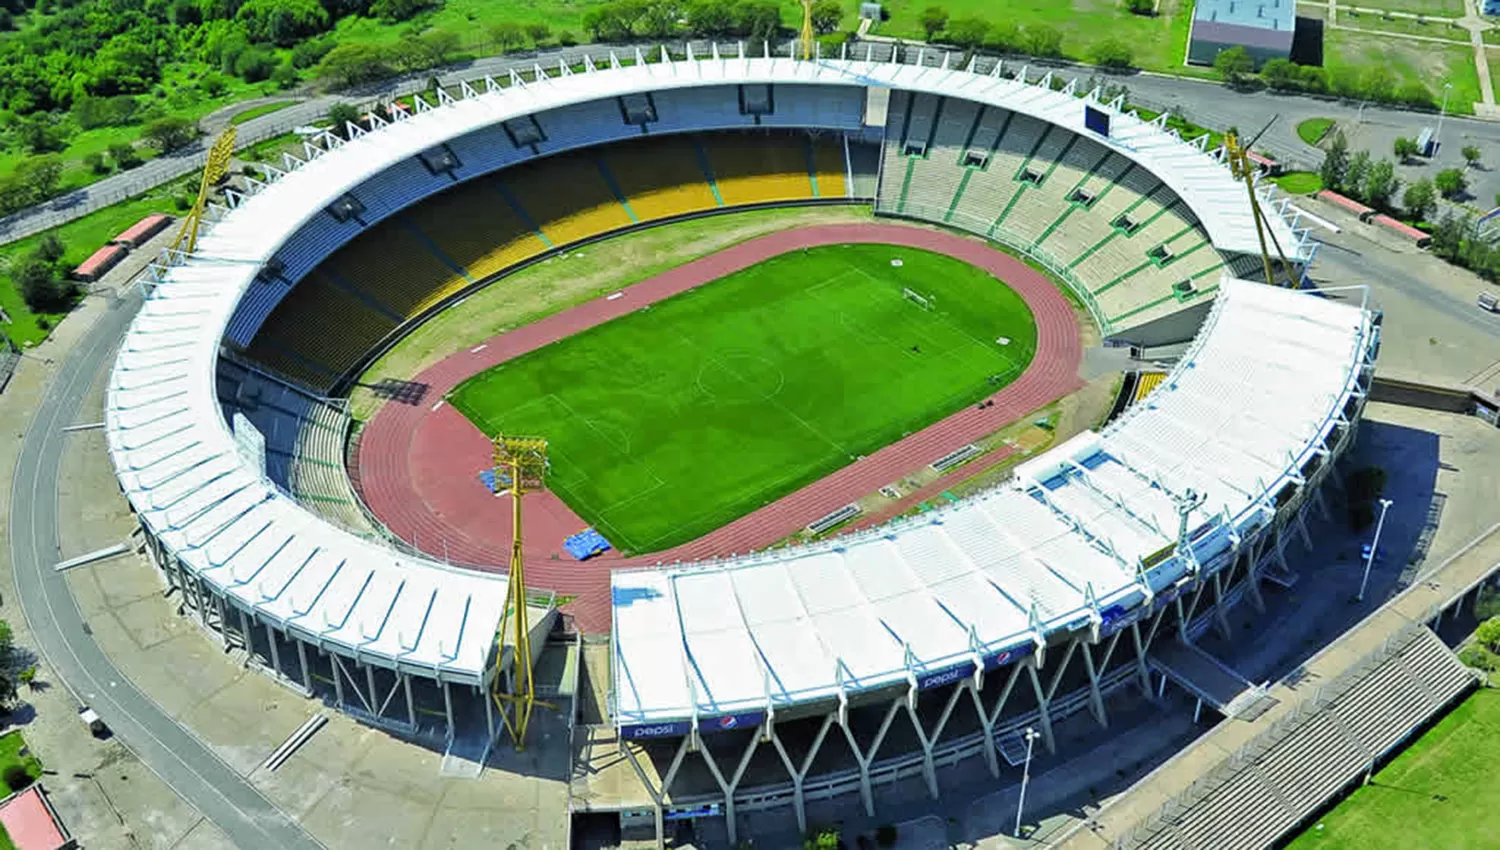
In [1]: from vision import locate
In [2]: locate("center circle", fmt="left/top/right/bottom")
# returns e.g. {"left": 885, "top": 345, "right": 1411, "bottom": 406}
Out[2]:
{"left": 696, "top": 352, "right": 786, "bottom": 403}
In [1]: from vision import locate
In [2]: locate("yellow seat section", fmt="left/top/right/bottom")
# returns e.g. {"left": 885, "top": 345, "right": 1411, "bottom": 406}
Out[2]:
{"left": 706, "top": 133, "right": 815, "bottom": 205}
{"left": 1133, "top": 372, "right": 1165, "bottom": 404}
{"left": 603, "top": 137, "right": 719, "bottom": 222}
{"left": 502, "top": 152, "right": 632, "bottom": 246}
{"left": 812, "top": 136, "right": 847, "bottom": 198}
{"left": 325, "top": 222, "right": 466, "bottom": 320}
{"left": 405, "top": 182, "right": 547, "bottom": 286}
{"left": 246, "top": 270, "right": 399, "bottom": 387}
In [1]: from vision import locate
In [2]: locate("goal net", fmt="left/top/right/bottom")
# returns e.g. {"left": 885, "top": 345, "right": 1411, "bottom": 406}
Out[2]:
{"left": 902, "top": 287, "right": 935, "bottom": 311}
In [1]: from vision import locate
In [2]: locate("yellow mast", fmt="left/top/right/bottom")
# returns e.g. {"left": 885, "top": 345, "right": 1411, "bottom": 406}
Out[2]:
{"left": 800, "top": 0, "right": 815, "bottom": 60}
{"left": 490, "top": 435, "right": 551, "bottom": 750}
{"left": 1224, "top": 131, "right": 1299, "bottom": 287}
{"left": 171, "top": 128, "right": 237, "bottom": 255}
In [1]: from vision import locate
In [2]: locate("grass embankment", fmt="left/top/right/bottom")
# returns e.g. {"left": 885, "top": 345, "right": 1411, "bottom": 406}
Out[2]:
{"left": 1287, "top": 688, "right": 1500, "bottom": 849}
{"left": 1297, "top": 118, "right": 1336, "bottom": 146}
{"left": 448, "top": 243, "right": 1038, "bottom": 553}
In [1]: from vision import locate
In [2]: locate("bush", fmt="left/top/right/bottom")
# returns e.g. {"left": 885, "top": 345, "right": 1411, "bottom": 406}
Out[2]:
{"left": 1475, "top": 617, "right": 1500, "bottom": 653}
{"left": 1458, "top": 643, "right": 1500, "bottom": 672}
{"left": 291, "top": 35, "right": 337, "bottom": 69}
{"left": 143, "top": 116, "right": 199, "bottom": 152}
{"left": 234, "top": 47, "right": 279, "bottom": 82}
{"left": 559, "top": 30, "right": 578, "bottom": 46}
{"left": 109, "top": 142, "right": 143, "bottom": 170}
{"left": 14, "top": 255, "right": 76, "bottom": 313}
{"left": 920, "top": 6, "right": 949, "bottom": 40}
{"left": 1435, "top": 167, "right": 1468, "bottom": 198}
{"left": 1091, "top": 38, "right": 1133, "bottom": 70}
{"left": 2, "top": 766, "right": 30, "bottom": 792}
{"left": 84, "top": 152, "right": 109, "bottom": 175}
{"left": 173, "top": 193, "right": 192, "bottom": 211}
{"left": 1123, "top": 0, "right": 1153, "bottom": 14}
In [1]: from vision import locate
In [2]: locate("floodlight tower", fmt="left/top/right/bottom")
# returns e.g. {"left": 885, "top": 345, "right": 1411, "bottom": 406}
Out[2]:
{"left": 491, "top": 434, "right": 551, "bottom": 750}
{"left": 800, "top": 0, "right": 816, "bottom": 60}
{"left": 1224, "top": 129, "right": 1299, "bottom": 288}
{"left": 171, "top": 128, "right": 237, "bottom": 255}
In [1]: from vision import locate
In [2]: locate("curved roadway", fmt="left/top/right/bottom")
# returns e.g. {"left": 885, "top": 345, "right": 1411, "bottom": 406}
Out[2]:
{"left": 8, "top": 289, "right": 323, "bottom": 850}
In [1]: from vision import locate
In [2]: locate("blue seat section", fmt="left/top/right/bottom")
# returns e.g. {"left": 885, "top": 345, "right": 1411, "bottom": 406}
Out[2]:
{"left": 759, "top": 84, "right": 866, "bottom": 130}
{"left": 216, "top": 356, "right": 318, "bottom": 490}
{"left": 564, "top": 529, "right": 612, "bottom": 561}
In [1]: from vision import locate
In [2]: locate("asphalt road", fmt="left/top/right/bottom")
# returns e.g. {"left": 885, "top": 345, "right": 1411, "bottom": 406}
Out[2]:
{"left": 7, "top": 289, "right": 324, "bottom": 850}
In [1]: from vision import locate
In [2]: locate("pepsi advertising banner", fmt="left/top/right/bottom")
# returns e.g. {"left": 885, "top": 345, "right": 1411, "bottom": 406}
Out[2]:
{"left": 984, "top": 643, "right": 1032, "bottom": 671}
{"left": 622, "top": 711, "right": 766, "bottom": 739}
{"left": 621, "top": 721, "right": 691, "bottom": 740}
{"left": 917, "top": 661, "right": 975, "bottom": 690}
{"left": 702, "top": 711, "right": 764, "bottom": 734}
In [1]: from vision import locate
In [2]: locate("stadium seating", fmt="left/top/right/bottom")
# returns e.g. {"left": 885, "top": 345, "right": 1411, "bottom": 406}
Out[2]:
{"left": 600, "top": 136, "right": 720, "bottom": 221}
{"left": 290, "top": 401, "right": 385, "bottom": 537}
{"left": 243, "top": 130, "right": 853, "bottom": 392}
{"left": 702, "top": 132, "right": 819, "bottom": 205}
{"left": 499, "top": 149, "right": 634, "bottom": 245}
{"left": 873, "top": 100, "right": 1230, "bottom": 335}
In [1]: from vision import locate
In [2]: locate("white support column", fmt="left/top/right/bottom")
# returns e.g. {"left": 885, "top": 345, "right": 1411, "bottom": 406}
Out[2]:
{"left": 237, "top": 606, "right": 252, "bottom": 655}
{"left": 331, "top": 653, "right": 345, "bottom": 707}
{"left": 1079, "top": 641, "right": 1108, "bottom": 729}
{"left": 1242, "top": 541, "right": 1266, "bottom": 613}
{"left": 695, "top": 728, "right": 763, "bottom": 845}
{"left": 484, "top": 682, "right": 495, "bottom": 740}
{"left": 1313, "top": 482, "right": 1333, "bottom": 522}
{"left": 441, "top": 679, "right": 455, "bottom": 740}
{"left": 1210, "top": 572, "right": 1233, "bottom": 641}
{"left": 906, "top": 683, "right": 968, "bottom": 799}
{"left": 967, "top": 681, "right": 999, "bottom": 777}
{"left": 265, "top": 622, "right": 282, "bottom": 675}
{"left": 1129, "top": 621, "right": 1153, "bottom": 696}
{"left": 838, "top": 699, "right": 902, "bottom": 817}
{"left": 405, "top": 674, "right": 417, "bottom": 729}
{"left": 296, "top": 639, "right": 312, "bottom": 691}
{"left": 1295, "top": 505, "right": 1314, "bottom": 551}
{"left": 769, "top": 714, "right": 835, "bottom": 834}
{"left": 366, "top": 665, "right": 380, "bottom": 719}
{"left": 620, "top": 735, "right": 691, "bottom": 850}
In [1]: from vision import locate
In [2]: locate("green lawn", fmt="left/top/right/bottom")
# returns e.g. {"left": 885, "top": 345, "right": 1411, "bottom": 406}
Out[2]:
{"left": 871, "top": 0, "right": 1198, "bottom": 73}
{"left": 1324, "top": 29, "right": 1481, "bottom": 116}
{"left": 449, "top": 243, "right": 1037, "bottom": 552}
{"left": 0, "top": 732, "right": 41, "bottom": 784}
{"left": 0, "top": 186, "right": 186, "bottom": 345}
{"left": 1297, "top": 118, "right": 1335, "bottom": 146}
{"left": 1273, "top": 171, "right": 1324, "bottom": 194}
{"left": 1287, "top": 688, "right": 1500, "bottom": 849}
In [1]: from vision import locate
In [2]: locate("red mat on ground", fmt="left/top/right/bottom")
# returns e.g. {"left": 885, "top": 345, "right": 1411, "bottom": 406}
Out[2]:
{"left": 357, "top": 223, "right": 1085, "bottom": 631}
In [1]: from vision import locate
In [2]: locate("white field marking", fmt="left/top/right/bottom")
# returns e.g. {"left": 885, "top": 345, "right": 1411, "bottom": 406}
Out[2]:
{"left": 996, "top": 337, "right": 1011, "bottom": 345}
{"left": 891, "top": 258, "right": 904, "bottom": 267}
{"left": 431, "top": 400, "right": 445, "bottom": 411}
{"left": 470, "top": 344, "right": 487, "bottom": 353}
{"left": 607, "top": 291, "right": 625, "bottom": 301}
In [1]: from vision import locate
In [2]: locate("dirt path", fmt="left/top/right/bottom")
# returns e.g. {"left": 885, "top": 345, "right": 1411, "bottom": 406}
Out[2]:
{"left": 355, "top": 223, "right": 1085, "bottom": 631}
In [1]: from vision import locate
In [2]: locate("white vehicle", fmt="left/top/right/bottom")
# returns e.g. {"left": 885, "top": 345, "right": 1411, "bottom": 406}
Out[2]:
{"left": 1479, "top": 291, "right": 1499, "bottom": 313}
{"left": 78, "top": 706, "right": 107, "bottom": 737}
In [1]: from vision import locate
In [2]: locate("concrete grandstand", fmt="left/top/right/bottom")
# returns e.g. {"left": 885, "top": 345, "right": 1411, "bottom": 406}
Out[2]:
{"left": 99, "top": 42, "right": 1396, "bottom": 848}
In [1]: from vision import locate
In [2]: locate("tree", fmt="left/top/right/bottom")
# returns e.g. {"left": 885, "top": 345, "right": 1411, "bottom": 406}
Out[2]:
{"left": 739, "top": 1, "right": 782, "bottom": 42}
{"left": 1393, "top": 136, "right": 1419, "bottom": 163}
{"left": 526, "top": 23, "right": 551, "bottom": 45}
{"left": 14, "top": 255, "right": 74, "bottom": 312}
{"left": 327, "top": 102, "right": 360, "bottom": 136}
{"left": 1213, "top": 46, "right": 1253, "bottom": 86}
{"left": 369, "top": 0, "right": 438, "bottom": 23}
{"left": 1260, "top": 58, "right": 1299, "bottom": 91}
{"left": 1, "top": 766, "right": 28, "bottom": 792}
{"left": 109, "top": 142, "right": 143, "bottom": 170}
{"left": 919, "top": 6, "right": 949, "bottom": 40}
{"left": 36, "top": 234, "right": 65, "bottom": 264}
{"left": 142, "top": 116, "right": 199, "bottom": 152}
{"left": 1364, "top": 159, "right": 1399, "bottom": 209}
{"left": 490, "top": 21, "right": 526, "bottom": 51}
{"left": 1434, "top": 167, "right": 1468, "bottom": 198}
{"left": 316, "top": 42, "right": 396, "bottom": 87}
{"left": 810, "top": 0, "right": 842, "bottom": 34}
{"left": 237, "top": 0, "right": 331, "bottom": 47}
{"left": 1429, "top": 212, "right": 1467, "bottom": 260}
{"left": 945, "top": 16, "right": 989, "bottom": 48}
{"left": 1123, "top": 0, "right": 1153, "bottom": 14}
{"left": 1360, "top": 65, "right": 1395, "bottom": 104}
{"left": 1319, "top": 130, "right": 1349, "bottom": 194}
{"left": 688, "top": 0, "right": 737, "bottom": 35}
{"left": 1463, "top": 144, "right": 1482, "bottom": 168}
{"left": 1343, "top": 149, "right": 1370, "bottom": 199}
{"left": 234, "top": 47, "right": 279, "bottom": 82}
{"left": 1403, "top": 178, "right": 1437, "bottom": 221}
{"left": 1024, "top": 23, "right": 1064, "bottom": 58}
{"left": 1091, "top": 38, "right": 1133, "bottom": 70}
{"left": 1476, "top": 617, "right": 1500, "bottom": 653}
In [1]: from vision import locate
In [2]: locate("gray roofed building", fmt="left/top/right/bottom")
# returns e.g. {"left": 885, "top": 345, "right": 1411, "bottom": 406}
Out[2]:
{"left": 1188, "top": 0, "right": 1296, "bottom": 67}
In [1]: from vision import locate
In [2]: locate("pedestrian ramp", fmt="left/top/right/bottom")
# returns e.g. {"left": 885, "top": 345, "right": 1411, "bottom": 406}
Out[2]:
{"left": 1150, "top": 641, "right": 1278, "bottom": 721}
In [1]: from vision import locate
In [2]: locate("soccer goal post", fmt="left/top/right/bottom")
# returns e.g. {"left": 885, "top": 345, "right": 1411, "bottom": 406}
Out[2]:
{"left": 903, "top": 287, "right": 935, "bottom": 310}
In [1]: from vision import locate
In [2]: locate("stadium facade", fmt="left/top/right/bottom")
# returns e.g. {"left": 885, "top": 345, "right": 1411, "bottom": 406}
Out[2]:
{"left": 103, "top": 42, "right": 1373, "bottom": 838}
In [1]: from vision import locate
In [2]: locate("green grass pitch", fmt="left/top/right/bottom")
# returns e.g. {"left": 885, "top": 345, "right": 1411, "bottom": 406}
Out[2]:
{"left": 1286, "top": 688, "right": 1500, "bottom": 849}
{"left": 448, "top": 244, "right": 1038, "bottom": 553}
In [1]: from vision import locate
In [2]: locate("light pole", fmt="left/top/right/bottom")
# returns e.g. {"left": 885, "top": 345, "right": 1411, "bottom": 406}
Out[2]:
{"left": 1014, "top": 727, "right": 1040, "bottom": 838}
{"left": 1356, "top": 498, "right": 1394, "bottom": 603}
{"left": 1437, "top": 82, "right": 1454, "bottom": 150}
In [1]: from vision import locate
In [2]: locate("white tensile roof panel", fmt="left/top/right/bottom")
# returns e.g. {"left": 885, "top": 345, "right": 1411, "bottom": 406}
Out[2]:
{"left": 614, "top": 279, "right": 1374, "bottom": 724}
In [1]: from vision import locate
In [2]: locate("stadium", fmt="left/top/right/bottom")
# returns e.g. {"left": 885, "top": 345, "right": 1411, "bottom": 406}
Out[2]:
{"left": 103, "top": 43, "right": 1395, "bottom": 847}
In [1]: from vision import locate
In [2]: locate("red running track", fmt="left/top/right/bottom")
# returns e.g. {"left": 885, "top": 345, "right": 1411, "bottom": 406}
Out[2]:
{"left": 356, "top": 223, "right": 1084, "bottom": 631}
